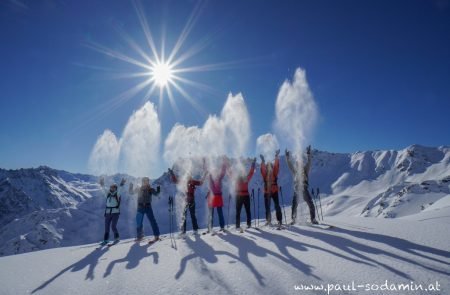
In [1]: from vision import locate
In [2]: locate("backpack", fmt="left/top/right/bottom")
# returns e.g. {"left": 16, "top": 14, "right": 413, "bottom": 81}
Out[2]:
{"left": 105, "top": 192, "right": 121, "bottom": 214}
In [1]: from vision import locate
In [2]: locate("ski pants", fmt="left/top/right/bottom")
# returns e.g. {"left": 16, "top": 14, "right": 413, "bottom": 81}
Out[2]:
{"left": 208, "top": 206, "right": 225, "bottom": 231}
{"left": 236, "top": 195, "right": 251, "bottom": 228}
{"left": 180, "top": 201, "right": 199, "bottom": 233}
{"left": 292, "top": 186, "right": 316, "bottom": 221}
{"left": 104, "top": 213, "right": 120, "bottom": 241}
{"left": 136, "top": 205, "right": 160, "bottom": 238}
{"left": 264, "top": 192, "right": 282, "bottom": 223}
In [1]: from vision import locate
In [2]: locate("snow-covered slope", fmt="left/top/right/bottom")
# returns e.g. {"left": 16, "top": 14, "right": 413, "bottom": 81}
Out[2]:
{"left": 0, "top": 216, "right": 448, "bottom": 295}
{"left": 0, "top": 145, "right": 449, "bottom": 257}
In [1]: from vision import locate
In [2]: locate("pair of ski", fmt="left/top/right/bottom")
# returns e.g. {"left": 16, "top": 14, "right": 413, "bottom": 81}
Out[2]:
{"left": 134, "top": 237, "right": 162, "bottom": 245}
{"left": 96, "top": 239, "right": 119, "bottom": 249}
{"left": 201, "top": 229, "right": 229, "bottom": 236}
{"left": 177, "top": 232, "right": 200, "bottom": 240}
{"left": 296, "top": 222, "right": 333, "bottom": 230}
{"left": 254, "top": 221, "right": 333, "bottom": 231}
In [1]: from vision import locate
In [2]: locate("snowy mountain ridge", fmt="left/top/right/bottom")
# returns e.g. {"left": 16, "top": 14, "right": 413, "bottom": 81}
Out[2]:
{"left": 0, "top": 144, "right": 449, "bottom": 257}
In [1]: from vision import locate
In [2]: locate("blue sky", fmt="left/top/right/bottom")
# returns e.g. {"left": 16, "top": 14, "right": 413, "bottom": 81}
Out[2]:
{"left": 1, "top": 0, "right": 449, "bottom": 175}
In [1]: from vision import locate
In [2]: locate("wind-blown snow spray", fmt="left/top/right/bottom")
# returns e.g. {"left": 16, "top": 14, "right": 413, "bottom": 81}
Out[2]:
{"left": 88, "top": 130, "right": 120, "bottom": 176}
{"left": 88, "top": 101, "right": 161, "bottom": 178}
{"left": 163, "top": 92, "right": 251, "bottom": 230}
{"left": 274, "top": 67, "right": 318, "bottom": 223}
{"left": 119, "top": 101, "right": 161, "bottom": 177}
{"left": 256, "top": 133, "right": 280, "bottom": 162}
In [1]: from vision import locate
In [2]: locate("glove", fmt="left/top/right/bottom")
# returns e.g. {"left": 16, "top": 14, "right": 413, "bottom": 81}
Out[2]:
{"left": 252, "top": 157, "right": 257, "bottom": 165}
{"left": 120, "top": 178, "right": 126, "bottom": 186}
{"left": 285, "top": 149, "right": 290, "bottom": 157}
{"left": 260, "top": 154, "right": 265, "bottom": 162}
{"left": 275, "top": 149, "right": 280, "bottom": 157}
{"left": 306, "top": 145, "right": 311, "bottom": 155}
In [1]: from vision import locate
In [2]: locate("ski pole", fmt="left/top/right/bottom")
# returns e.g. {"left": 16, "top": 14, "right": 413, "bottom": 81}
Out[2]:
{"left": 311, "top": 188, "right": 320, "bottom": 221}
{"left": 280, "top": 186, "right": 288, "bottom": 226}
{"left": 252, "top": 189, "right": 256, "bottom": 228}
{"left": 168, "top": 196, "right": 173, "bottom": 242}
{"left": 172, "top": 196, "right": 175, "bottom": 233}
{"left": 227, "top": 194, "right": 231, "bottom": 229}
{"left": 257, "top": 187, "right": 260, "bottom": 227}
{"left": 317, "top": 188, "right": 324, "bottom": 221}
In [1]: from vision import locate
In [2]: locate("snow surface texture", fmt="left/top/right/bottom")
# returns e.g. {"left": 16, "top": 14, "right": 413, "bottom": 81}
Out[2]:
{"left": 0, "top": 216, "right": 448, "bottom": 295}
{"left": 0, "top": 144, "right": 449, "bottom": 257}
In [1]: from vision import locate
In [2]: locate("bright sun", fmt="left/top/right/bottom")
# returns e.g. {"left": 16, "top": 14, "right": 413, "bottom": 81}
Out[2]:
{"left": 87, "top": 0, "right": 232, "bottom": 115}
{"left": 151, "top": 62, "right": 173, "bottom": 88}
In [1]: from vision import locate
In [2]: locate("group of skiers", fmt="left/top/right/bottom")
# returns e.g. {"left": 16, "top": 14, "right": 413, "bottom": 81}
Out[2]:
{"left": 99, "top": 146, "right": 318, "bottom": 245}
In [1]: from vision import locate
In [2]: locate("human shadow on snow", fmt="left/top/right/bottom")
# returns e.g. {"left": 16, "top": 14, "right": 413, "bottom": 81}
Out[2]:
{"left": 174, "top": 235, "right": 236, "bottom": 293}
{"left": 218, "top": 231, "right": 320, "bottom": 283}
{"left": 31, "top": 246, "right": 110, "bottom": 294}
{"left": 248, "top": 228, "right": 374, "bottom": 270}
{"left": 103, "top": 242, "right": 159, "bottom": 277}
{"left": 289, "top": 226, "right": 450, "bottom": 279}
{"left": 331, "top": 226, "right": 450, "bottom": 266}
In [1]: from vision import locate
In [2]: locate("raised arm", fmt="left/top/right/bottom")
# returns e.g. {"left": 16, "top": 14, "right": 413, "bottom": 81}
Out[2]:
{"left": 99, "top": 177, "right": 109, "bottom": 196}
{"left": 218, "top": 157, "right": 227, "bottom": 181}
{"left": 285, "top": 149, "right": 297, "bottom": 175}
{"left": 247, "top": 158, "right": 256, "bottom": 182}
{"left": 304, "top": 145, "right": 313, "bottom": 174}
{"left": 260, "top": 154, "right": 267, "bottom": 179}
{"left": 128, "top": 182, "right": 140, "bottom": 195}
{"left": 168, "top": 168, "right": 178, "bottom": 184}
{"left": 273, "top": 150, "right": 280, "bottom": 177}
{"left": 153, "top": 185, "right": 161, "bottom": 196}
{"left": 117, "top": 178, "right": 126, "bottom": 196}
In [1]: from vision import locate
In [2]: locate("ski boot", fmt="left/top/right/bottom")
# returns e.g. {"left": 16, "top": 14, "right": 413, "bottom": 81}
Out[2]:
{"left": 134, "top": 235, "right": 144, "bottom": 242}
{"left": 99, "top": 240, "right": 109, "bottom": 246}
{"left": 148, "top": 236, "right": 160, "bottom": 244}
{"left": 276, "top": 221, "right": 283, "bottom": 230}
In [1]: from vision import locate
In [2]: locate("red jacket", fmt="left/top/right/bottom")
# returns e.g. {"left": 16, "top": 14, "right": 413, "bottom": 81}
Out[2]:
{"left": 170, "top": 172, "right": 203, "bottom": 203}
{"left": 207, "top": 164, "right": 226, "bottom": 208}
{"left": 234, "top": 163, "right": 255, "bottom": 197}
{"left": 260, "top": 156, "right": 280, "bottom": 194}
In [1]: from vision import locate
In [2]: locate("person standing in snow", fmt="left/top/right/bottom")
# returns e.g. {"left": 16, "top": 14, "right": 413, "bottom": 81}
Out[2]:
{"left": 99, "top": 177, "right": 126, "bottom": 245}
{"left": 260, "top": 150, "right": 283, "bottom": 227}
{"left": 129, "top": 177, "right": 161, "bottom": 243}
{"left": 285, "top": 145, "right": 318, "bottom": 224}
{"left": 229, "top": 158, "right": 256, "bottom": 231}
{"left": 168, "top": 167, "right": 206, "bottom": 236}
{"left": 206, "top": 157, "right": 228, "bottom": 233}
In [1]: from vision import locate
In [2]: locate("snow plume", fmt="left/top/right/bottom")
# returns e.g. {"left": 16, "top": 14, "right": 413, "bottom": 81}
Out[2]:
{"left": 256, "top": 133, "right": 279, "bottom": 161}
{"left": 88, "top": 102, "right": 161, "bottom": 177}
{"left": 88, "top": 130, "right": 120, "bottom": 175}
{"left": 274, "top": 67, "right": 318, "bottom": 222}
{"left": 274, "top": 67, "right": 318, "bottom": 154}
{"left": 164, "top": 92, "right": 250, "bottom": 175}
{"left": 120, "top": 102, "right": 161, "bottom": 177}
{"left": 164, "top": 92, "right": 251, "bottom": 208}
